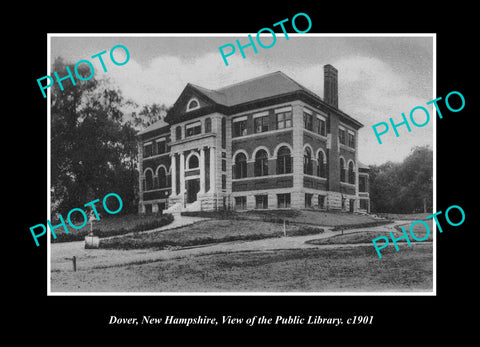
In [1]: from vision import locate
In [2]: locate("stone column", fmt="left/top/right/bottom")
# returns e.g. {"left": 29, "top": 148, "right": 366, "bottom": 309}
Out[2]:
{"left": 199, "top": 147, "right": 205, "bottom": 194}
{"left": 171, "top": 153, "right": 177, "bottom": 196}
{"left": 291, "top": 103, "right": 304, "bottom": 208}
{"left": 179, "top": 152, "right": 185, "bottom": 197}
{"left": 209, "top": 146, "right": 216, "bottom": 193}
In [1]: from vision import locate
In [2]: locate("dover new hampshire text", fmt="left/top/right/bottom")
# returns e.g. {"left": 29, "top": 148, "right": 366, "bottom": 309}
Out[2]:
{"left": 138, "top": 64, "right": 371, "bottom": 214}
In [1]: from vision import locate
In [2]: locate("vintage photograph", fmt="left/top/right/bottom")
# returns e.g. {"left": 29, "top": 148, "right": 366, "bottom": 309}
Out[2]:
{"left": 47, "top": 34, "right": 434, "bottom": 294}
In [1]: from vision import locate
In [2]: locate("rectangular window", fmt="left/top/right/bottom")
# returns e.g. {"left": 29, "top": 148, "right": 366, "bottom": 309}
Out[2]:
{"left": 339, "top": 127, "right": 347, "bottom": 145}
{"left": 222, "top": 174, "right": 226, "bottom": 190}
{"left": 144, "top": 142, "right": 152, "bottom": 158}
{"left": 277, "top": 193, "right": 291, "bottom": 208}
{"left": 303, "top": 110, "right": 313, "bottom": 131}
{"left": 255, "top": 195, "right": 268, "bottom": 209}
{"left": 318, "top": 195, "right": 326, "bottom": 209}
{"left": 222, "top": 159, "right": 226, "bottom": 172}
{"left": 254, "top": 116, "right": 269, "bottom": 133}
{"left": 359, "top": 175, "right": 367, "bottom": 192}
{"left": 235, "top": 196, "right": 247, "bottom": 210}
{"left": 316, "top": 115, "right": 326, "bottom": 136}
{"left": 156, "top": 140, "right": 166, "bottom": 154}
{"left": 186, "top": 121, "right": 201, "bottom": 137}
{"left": 233, "top": 118, "right": 247, "bottom": 137}
{"left": 348, "top": 130, "right": 355, "bottom": 148}
{"left": 276, "top": 111, "right": 292, "bottom": 129}
{"left": 305, "top": 193, "right": 313, "bottom": 208}
{"left": 360, "top": 199, "right": 369, "bottom": 210}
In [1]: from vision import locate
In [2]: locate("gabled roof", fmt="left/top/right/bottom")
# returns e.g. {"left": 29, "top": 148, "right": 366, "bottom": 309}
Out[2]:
{"left": 188, "top": 71, "right": 322, "bottom": 108}
{"left": 147, "top": 70, "right": 363, "bottom": 134}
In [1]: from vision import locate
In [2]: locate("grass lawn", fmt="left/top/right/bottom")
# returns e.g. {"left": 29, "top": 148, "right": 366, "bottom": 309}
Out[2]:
{"left": 183, "top": 209, "right": 391, "bottom": 227}
{"left": 100, "top": 219, "right": 324, "bottom": 250}
{"left": 376, "top": 212, "right": 431, "bottom": 220}
{"left": 51, "top": 243, "right": 433, "bottom": 292}
{"left": 307, "top": 220, "right": 434, "bottom": 246}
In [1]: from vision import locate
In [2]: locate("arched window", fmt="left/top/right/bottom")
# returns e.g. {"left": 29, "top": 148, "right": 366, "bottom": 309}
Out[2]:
{"left": 145, "top": 169, "right": 154, "bottom": 191}
{"left": 277, "top": 146, "right": 292, "bottom": 174}
{"left": 348, "top": 161, "right": 355, "bottom": 184}
{"left": 187, "top": 98, "right": 200, "bottom": 111}
{"left": 175, "top": 126, "right": 182, "bottom": 141}
{"left": 234, "top": 152, "right": 247, "bottom": 179}
{"left": 254, "top": 149, "right": 269, "bottom": 176}
{"left": 188, "top": 154, "right": 199, "bottom": 169}
{"left": 317, "top": 151, "right": 326, "bottom": 178}
{"left": 205, "top": 117, "right": 212, "bottom": 133}
{"left": 304, "top": 147, "right": 313, "bottom": 175}
{"left": 340, "top": 158, "right": 346, "bottom": 182}
{"left": 158, "top": 167, "right": 167, "bottom": 188}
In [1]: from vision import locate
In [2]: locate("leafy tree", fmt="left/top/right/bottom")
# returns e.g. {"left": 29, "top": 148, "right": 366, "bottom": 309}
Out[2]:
{"left": 50, "top": 57, "right": 139, "bottom": 218}
{"left": 369, "top": 146, "right": 433, "bottom": 213}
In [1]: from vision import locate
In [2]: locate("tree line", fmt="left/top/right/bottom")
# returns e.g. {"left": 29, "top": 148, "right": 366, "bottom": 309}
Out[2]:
{"left": 368, "top": 145, "right": 433, "bottom": 214}
{"left": 50, "top": 58, "right": 168, "bottom": 218}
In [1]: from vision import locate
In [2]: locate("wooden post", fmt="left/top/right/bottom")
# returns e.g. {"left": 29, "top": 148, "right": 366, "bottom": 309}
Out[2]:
{"left": 72, "top": 256, "right": 76, "bottom": 272}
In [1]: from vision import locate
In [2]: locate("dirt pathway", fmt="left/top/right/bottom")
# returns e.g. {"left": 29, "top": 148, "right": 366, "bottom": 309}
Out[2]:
{"left": 50, "top": 219, "right": 412, "bottom": 272}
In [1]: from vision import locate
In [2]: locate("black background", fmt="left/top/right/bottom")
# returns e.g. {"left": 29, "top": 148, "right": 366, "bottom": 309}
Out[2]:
{"left": 17, "top": 3, "right": 474, "bottom": 341}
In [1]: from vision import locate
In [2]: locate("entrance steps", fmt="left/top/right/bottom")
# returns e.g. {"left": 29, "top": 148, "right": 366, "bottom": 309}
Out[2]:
{"left": 165, "top": 202, "right": 182, "bottom": 214}
{"left": 165, "top": 201, "right": 201, "bottom": 214}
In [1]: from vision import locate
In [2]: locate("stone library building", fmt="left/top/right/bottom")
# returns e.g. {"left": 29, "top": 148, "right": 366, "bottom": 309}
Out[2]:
{"left": 137, "top": 64, "right": 370, "bottom": 214}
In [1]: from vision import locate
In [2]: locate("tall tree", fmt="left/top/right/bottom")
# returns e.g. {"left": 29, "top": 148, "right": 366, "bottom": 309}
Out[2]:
{"left": 369, "top": 146, "right": 433, "bottom": 213}
{"left": 50, "top": 57, "right": 139, "bottom": 217}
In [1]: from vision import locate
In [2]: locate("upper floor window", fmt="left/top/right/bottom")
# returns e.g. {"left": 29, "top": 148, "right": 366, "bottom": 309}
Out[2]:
{"left": 347, "top": 130, "right": 355, "bottom": 148}
{"left": 186, "top": 98, "right": 200, "bottom": 112}
{"left": 303, "top": 111, "right": 313, "bottom": 131}
{"left": 276, "top": 111, "right": 292, "bottom": 129}
{"left": 188, "top": 154, "right": 199, "bottom": 169}
{"left": 186, "top": 121, "right": 201, "bottom": 137}
{"left": 317, "top": 150, "right": 326, "bottom": 178}
{"left": 175, "top": 126, "right": 182, "bottom": 141}
{"left": 276, "top": 146, "right": 292, "bottom": 174}
{"left": 158, "top": 166, "right": 167, "bottom": 188}
{"left": 233, "top": 116, "right": 248, "bottom": 137}
{"left": 359, "top": 175, "right": 368, "bottom": 192}
{"left": 304, "top": 147, "right": 313, "bottom": 175}
{"left": 156, "top": 140, "right": 166, "bottom": 155}
{"left": 348, "top": 161, "right": 355, "bottom": 184}
{"left": 316, "top": 115, "right": 327, "bottom": 136}
{"left": 233, "top": 152, "right": 248, "bottom": 179}
{"left": 205, "top": 117, "right": 212, "bottom": 133}
{"left": 144, "top": 169, "right": 154, "bottom": 191}
{"left": 339, "top": 127, "right": 347, "bottom": 145}
{"left": 144, "top": 142, "right": 153, "bottom": 158}
{"left": 340, "top": 158, "right": 346, "bottom": 182}
{"left": 254, "top": 114, "right": 269, "bottom": 133}
{"left": 254, "top": 149, "right": 269, "bottom": 176}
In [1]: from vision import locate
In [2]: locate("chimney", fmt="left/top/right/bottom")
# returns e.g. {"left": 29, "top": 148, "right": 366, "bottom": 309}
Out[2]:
{"left": 324, "top": 64, "right": 338, "bottom": 108}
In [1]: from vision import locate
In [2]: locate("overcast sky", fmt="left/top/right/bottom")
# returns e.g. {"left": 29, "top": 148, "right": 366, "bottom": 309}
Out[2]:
{"left": 51, "top": 34, "right": 434, "bottom": 166}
